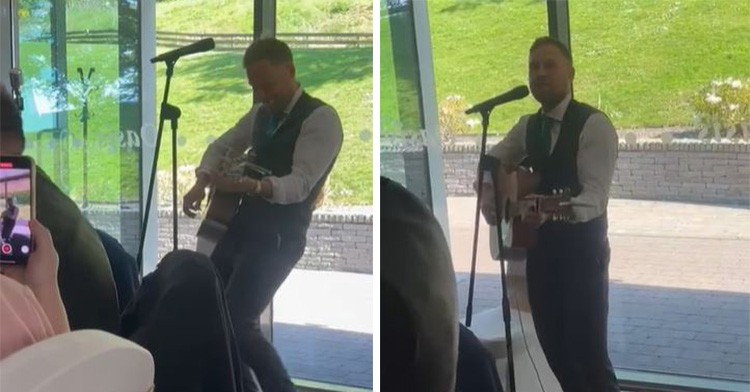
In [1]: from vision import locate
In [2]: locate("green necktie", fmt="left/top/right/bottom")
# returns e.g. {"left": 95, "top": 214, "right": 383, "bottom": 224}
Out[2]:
{"left": 540, "top": 115, "right": 553, "bottom": 156}
{"left": 266, "top": 113, "right": 286, "bottom": 138}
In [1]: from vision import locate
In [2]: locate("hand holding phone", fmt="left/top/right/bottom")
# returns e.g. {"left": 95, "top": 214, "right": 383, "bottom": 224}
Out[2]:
{"left": 0, "top": 155, "right": 36, "bottom": 265}
{"left": 1, "top": 220, "right": 60, "bottom": 293}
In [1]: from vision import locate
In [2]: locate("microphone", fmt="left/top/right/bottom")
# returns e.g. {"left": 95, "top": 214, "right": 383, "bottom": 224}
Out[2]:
{"left": 150, "top": 38, "right": 215, "bottom": 64}
{"left": 465, "top": 85, "right": 529, "bottom": 115}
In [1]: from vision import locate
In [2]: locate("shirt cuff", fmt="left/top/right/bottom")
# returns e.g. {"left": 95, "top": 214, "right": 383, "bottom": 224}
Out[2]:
{"left": 263, "top": 176, "right": 284, "bottom": 204}
{"left": 195, "top": 167, "right": 218, "bottom": 184}
{"left": 569, "top": 195, "right": 603, "bottom": 223}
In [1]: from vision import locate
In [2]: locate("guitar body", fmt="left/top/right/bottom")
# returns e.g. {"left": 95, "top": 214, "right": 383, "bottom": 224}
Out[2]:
{"left": 194, "top": 154, "right": 271, "bottom": 257}
{"left": 495, "top": 166, "right": 541, "bottom": 260}
{"left": 195, "top": 189, "right": 243, "bottom": 256}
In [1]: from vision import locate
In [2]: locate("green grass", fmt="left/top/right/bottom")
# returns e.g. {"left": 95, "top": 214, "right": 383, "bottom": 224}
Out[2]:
{"left": 381, "top": 0, "right": 750, "bottom": 135}
{"left": 16, "top": 0, "right": 373, "bottom": 205}
{"left": 379, "top": 14, "right": 399, "bottom": 132}
{"left": 154, "top": 48, "right": 373, "bottom": 205}
{"left": 569, "top": 0, "right": 750, "bottom": 128}
{"left": 155, "top": 0, "right": 372, "bottom": 34}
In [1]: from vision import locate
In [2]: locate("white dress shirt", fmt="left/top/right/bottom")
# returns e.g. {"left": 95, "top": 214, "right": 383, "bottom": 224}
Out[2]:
{"left": 197, "top": 87, "right": 344, "bottom": 204}
{"left": 488, "top": 94, "right": 618, "bottom": 223}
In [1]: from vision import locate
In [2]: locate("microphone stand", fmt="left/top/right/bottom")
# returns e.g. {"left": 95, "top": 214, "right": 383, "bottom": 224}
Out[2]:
{"left": 466, "top": 109, "right": 516, "bottom": 392}
{"left": 76, "top": 67, "right": 95, "bottom": 210}
{"left": 465, "top": 109, "right": 491, "bottom": 327}
{"left": 137, "top": 59, "right": 182, "bottom": 272}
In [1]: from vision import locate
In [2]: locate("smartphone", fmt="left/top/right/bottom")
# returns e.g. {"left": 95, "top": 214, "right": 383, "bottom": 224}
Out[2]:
{"left": 0, "top": 156, "right": 36, "bottom": 265}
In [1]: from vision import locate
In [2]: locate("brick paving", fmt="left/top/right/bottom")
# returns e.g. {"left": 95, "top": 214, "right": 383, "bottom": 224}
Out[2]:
{"left": 273, "top": 270, "right": 373, "bottom": 389}
{"left": 276, "top": 323, "right": 373, "bottom": 388}
{"left": 448, "top": 197, "right": 750, "bottom": 381}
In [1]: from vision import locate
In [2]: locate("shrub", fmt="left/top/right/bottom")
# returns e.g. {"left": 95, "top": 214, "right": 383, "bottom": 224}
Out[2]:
{"left": 691, "top": 77, "right": 750, "bottom": 139}
{"left": 438, "top": 94, "right": 480, "bottom": 144}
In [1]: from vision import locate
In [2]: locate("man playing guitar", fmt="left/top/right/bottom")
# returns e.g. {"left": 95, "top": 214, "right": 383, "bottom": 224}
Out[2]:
{"left": 183, "top": 38, "right": 343, "bottom": 392}
{"left": 478, "top": 37, "right": 620, "bottom": 392}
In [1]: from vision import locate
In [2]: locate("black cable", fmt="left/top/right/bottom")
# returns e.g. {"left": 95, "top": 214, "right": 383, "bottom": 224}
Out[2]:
{"left": 515, "top": 299, "right": 546, "bottom": 391}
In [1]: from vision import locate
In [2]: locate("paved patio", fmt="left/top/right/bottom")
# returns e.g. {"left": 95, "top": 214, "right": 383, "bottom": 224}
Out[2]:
{"left": 273, "top": 270, "right": 373, "bottom": 389}
{"left": 448, "top": 197, "right": 750, "bottom": 381}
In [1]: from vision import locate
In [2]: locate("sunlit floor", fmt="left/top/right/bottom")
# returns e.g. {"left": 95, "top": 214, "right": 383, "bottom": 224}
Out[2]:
{"left": 274, "top": 270, "right": 373, "bottom": 388}
{"left": 448, "top": 197, "right": 750, "bottom": 382}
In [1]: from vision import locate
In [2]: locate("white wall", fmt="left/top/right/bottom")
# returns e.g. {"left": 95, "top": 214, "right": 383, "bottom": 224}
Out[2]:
{"left": 0, "top": 0, "right": 14, "bottom": 88}
{"left": 140, "top": 0, "right": 158, "bottom": 274}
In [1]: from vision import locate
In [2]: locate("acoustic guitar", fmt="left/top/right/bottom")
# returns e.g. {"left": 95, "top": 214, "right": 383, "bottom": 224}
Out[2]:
{"left": 195, "top": 152, "right": 272, "bottom": 256}
{"left": 194, "top": 151, "right": 327, "bottom": 256}
{"left": 491, "top": 166, "right": 574, "bottom": 260}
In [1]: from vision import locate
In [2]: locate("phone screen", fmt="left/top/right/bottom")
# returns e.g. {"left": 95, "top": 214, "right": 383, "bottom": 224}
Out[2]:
{"left": 0, "top": 157, "right": 35, "bottom": 265}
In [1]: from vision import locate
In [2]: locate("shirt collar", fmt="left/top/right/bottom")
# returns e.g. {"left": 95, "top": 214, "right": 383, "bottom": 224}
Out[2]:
{"left": 281, "top": 85, "right": 303, "bottom": 116}
{"left": 542, "top": 93, "right": 572, "bottom": 122}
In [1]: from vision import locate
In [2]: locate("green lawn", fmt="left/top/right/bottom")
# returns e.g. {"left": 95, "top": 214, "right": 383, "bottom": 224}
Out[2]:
{"left": 19, "top": 41, "right": 133, "bottom": 203}
{"left": 17, "top": 0, "right": 373, "bottom": 205}
{"left": 379, "top": 10, "right": 400, "bottom": 133}
{"left": 381, "top": 0, "right": 750, "bottom": 135}
{"left": 154, "top": 48, "right": 373, "bottom": 205}
{"left": 155, "top": 0, "right": 372, "bottom": 34}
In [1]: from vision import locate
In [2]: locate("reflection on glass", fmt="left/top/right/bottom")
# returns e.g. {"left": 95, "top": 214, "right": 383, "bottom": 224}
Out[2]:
{"left": 273, "top": 0, "right": 373, "bottom": 388}
{"left": 423, "top": 0, "right": 548, "bottom": 322}
{"left": 17, "top": 0, "right": 142, "bottom": 254}
{"left": 379, "top": 0, "right": 436, "bottom": 209}
{"left": 569, "top": 0, "right": 750, "bottom": 383}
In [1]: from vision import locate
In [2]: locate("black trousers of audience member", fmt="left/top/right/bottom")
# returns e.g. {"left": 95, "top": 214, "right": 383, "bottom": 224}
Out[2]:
{"left": 120, "top": 250, "right": 261, "bottom": 392}
{"left": 456, "top": 324, "right": 504, "bottom": 392}
{"left": 526, "top": 219, "right": 620, "bottom": 392}
{"left": 211, "top": 200, "right": 307, "bottom": 392}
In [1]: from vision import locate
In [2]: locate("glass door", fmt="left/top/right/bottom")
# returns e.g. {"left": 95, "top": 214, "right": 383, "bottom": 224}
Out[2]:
{"left": 16, "top": 0, "right": 143, "bottom": 254}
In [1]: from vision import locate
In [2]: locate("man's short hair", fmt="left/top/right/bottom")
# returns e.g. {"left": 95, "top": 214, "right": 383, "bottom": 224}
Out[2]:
{"left": 0, "top": 84, "right": 25, "bottom": 147}
{"left": 243, "top": 38, "right": 294, "bottom": 68}
{"left": 530, "top": 36, "right": 573, "bottom": 65}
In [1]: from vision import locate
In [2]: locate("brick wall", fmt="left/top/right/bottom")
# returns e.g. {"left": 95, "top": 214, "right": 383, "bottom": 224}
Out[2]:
{"left": 155, "top": 208, "right": 373, "bottom": 274}
{"left": 87, "top": 207, "right": 373, "bottom": 274}
{"left": 85, "top": 205, "right": 140, "bottom": 255}
{"left": 380, "top": 146, "right": 433, "bottom": 208}
{"left": 86, "top": 203, "right": 373, "bottom": 274}
{"left": 612, "top": 142, "right": 749, "bottom": 204}
{"left": 397, "top": 142, "right": 750, "bottom": 205}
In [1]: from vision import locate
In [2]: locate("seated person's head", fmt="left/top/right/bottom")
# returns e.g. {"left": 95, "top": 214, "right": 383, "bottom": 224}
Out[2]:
{"left": 0, "top": 84, "right": 25, "bottom": 155}
{"left": 381, "top": 177, "right": 458, "bottom": 392}
{"left": 1, "top": 84, "right": 120, "bottom": 332}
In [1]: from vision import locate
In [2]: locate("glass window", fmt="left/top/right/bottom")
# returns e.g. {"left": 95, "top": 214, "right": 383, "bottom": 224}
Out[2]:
{"left": 379, "top": 0, "right": 435, "bottom": 207}
{"left": 570, "top": 0, "right": 750, "bottom": 384}
{"left": 426, "top": 0, "right": 548, "bottom": 328}
{"left": 17, "top": 0, "right": 142, "bottom": 254}
{"left": 153, "top": 0, "right": 254, "bottom": 261}
{"left": 275, "top": 0, "right": 373, "bottom": 388}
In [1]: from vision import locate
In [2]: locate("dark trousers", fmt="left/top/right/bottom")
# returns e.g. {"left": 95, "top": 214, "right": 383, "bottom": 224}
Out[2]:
{"left": 120, "top": 250, "right": 260, "bottom": 392}
{"left": 211, "top": 202, "right": 307, "bottom": 392}
{"left": 96, "top": 229, "right": 140, "bottom": 311}
{"left": 456, "top": 324, "right": 504, "bottom": 392}
{"left": 1, "top": 217, "right": 15, "bottom": 240}
{"left": 526, "top": 223, "right": 619, "bottom": 392}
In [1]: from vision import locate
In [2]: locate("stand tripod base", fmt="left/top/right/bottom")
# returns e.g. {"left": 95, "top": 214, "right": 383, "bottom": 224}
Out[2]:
{"left": 468, "top": 255, "right": 563, "bottom": 392}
